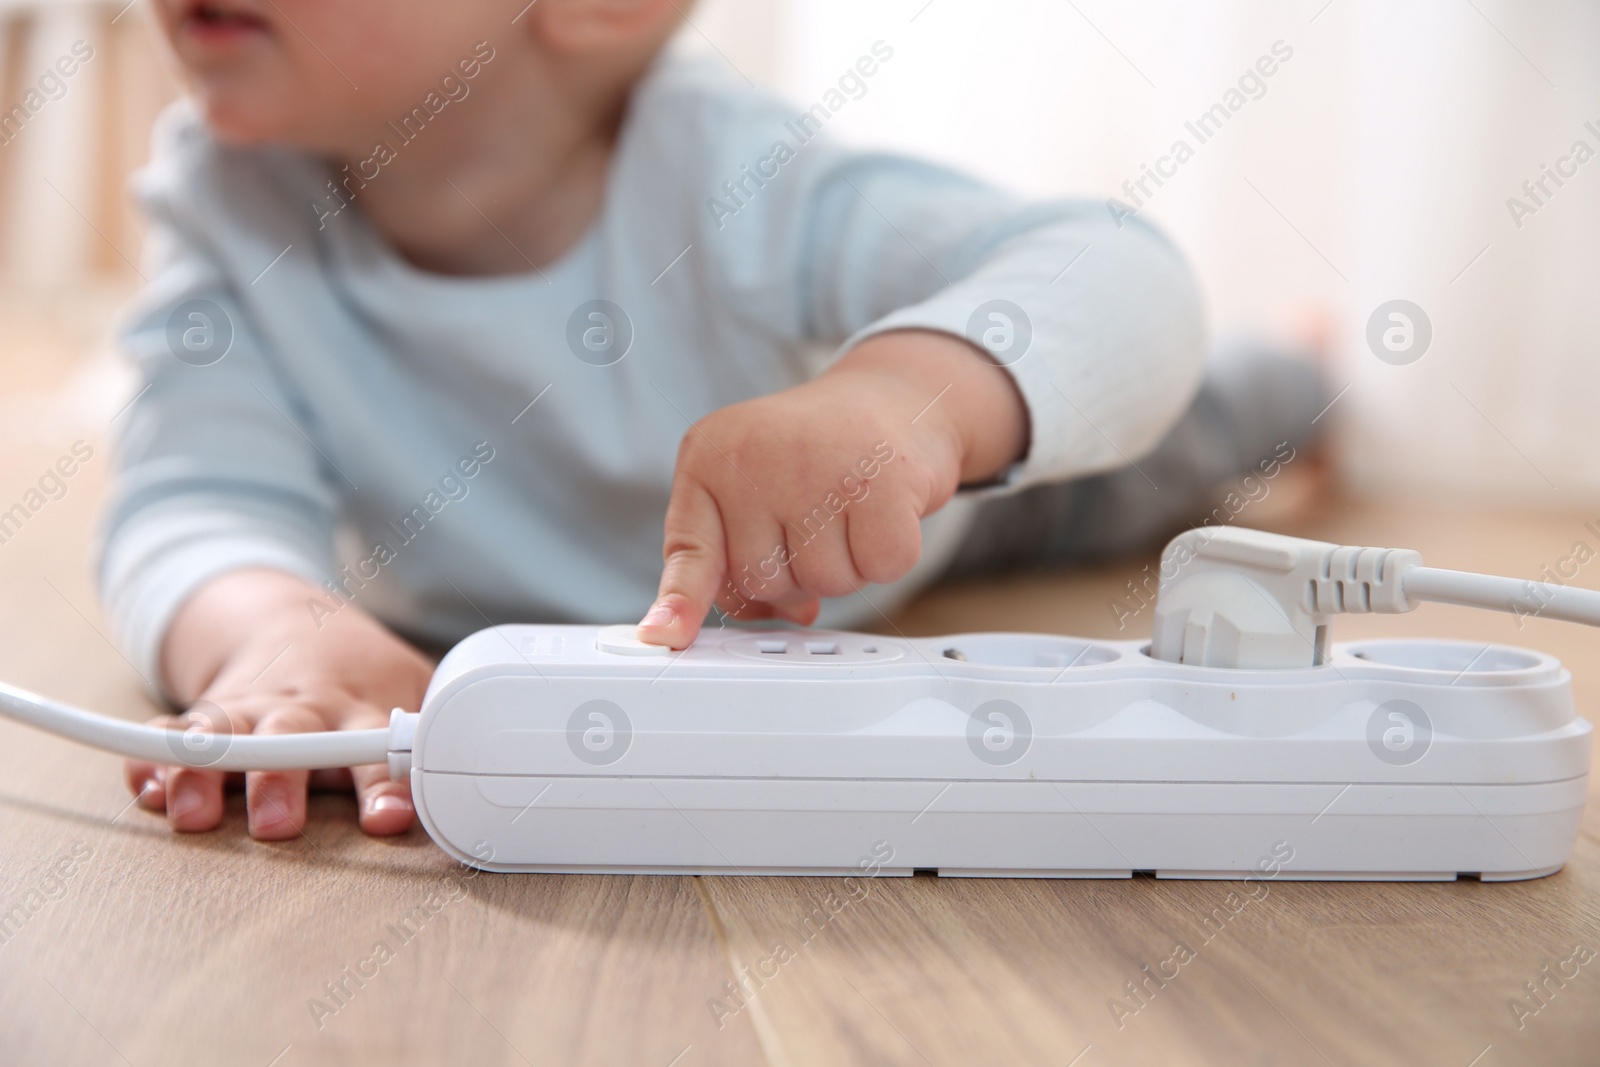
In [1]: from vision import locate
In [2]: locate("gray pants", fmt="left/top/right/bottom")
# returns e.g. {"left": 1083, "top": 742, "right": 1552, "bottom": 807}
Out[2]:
{"left": 944, "top": 340, "right": 1327, "bottom": 578}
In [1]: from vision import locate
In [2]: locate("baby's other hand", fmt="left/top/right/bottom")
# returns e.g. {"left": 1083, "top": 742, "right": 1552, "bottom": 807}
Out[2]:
{"left": 637, "top": 329, "right": 1027, "bottom": 648}
{"left": 128, "top": 569, "right": 434, "bottom": 840}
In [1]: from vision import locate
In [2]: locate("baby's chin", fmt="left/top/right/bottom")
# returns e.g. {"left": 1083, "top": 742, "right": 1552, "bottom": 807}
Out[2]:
{"left": 188, "top": 73, "right": 394, "bottom": 153}
{"left": 188, "top": 84, "right": 324, "bottom": 148}
{"left": 194, "top": 107, "right": 271, "bottom": 146}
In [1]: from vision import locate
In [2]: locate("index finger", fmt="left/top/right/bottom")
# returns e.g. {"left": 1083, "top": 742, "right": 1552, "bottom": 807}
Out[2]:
{"left": 638, "top": 476, "right": 726, "bottom": 649}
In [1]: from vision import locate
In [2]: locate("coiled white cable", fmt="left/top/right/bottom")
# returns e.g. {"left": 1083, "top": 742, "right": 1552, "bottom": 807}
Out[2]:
{"left": 0, "top": 681, "right": 393, "bottom": 771}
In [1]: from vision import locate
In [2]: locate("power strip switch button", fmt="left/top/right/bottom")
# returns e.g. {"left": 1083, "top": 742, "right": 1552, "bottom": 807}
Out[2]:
{"left": 595, "top": 624, "right": 673, "bottom": 657}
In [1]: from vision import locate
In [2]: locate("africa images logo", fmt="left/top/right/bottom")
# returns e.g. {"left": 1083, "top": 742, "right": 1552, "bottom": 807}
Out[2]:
{"left": 966, "top": 699, "right": 1033, "bottom": 766}
{"left": 1366, "top": 699, "right": 1432, "bottom": 766}
{"left": 1365, "top": 299, "right": 1431, "bottom": 366}
{"left": 566, "top": 300, "right": 633, "bottom": 367}
{"left": 566, "top": 699, "right": 632, "bottom": 766}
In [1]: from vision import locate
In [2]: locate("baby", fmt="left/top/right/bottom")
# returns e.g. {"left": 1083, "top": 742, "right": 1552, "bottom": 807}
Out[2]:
{"left": 107, "top": 0, "right": 1323, "bottom": 840}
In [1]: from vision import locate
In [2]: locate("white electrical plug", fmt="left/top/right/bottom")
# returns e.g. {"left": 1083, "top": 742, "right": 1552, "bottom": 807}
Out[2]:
{"left": 1150, "top": 527, "right": 1420, "bottom": 668}
{"left": 1151, "top": 527, "right": 1600, "bottom": 670}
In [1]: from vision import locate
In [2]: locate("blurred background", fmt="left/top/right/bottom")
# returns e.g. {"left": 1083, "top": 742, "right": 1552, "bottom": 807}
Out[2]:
{"left": 3, "top": 8, "right": 1599, "bottom": 1061}
{"left": 0, "top": 0, "right": 1597, "bottom": 509}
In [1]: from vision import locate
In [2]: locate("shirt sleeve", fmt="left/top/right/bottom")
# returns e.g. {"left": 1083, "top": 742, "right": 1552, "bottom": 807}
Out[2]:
{"left": 641, "top": 56, "right": 1208, "bottom": 493}
{"left": 95, "top": 108, "right": 339, "bottom": 694}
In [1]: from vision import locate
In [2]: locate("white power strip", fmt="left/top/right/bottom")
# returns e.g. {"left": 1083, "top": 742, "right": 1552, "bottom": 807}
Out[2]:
{"left": 400, "top": 623, "right": 1591, "bottom": 881}
{"left": 5, "top": 529, "right": 1595, "bottom": 881}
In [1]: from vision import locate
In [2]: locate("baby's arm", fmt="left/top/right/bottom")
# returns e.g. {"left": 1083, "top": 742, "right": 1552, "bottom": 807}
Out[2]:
{"left": 635, "top": 75, "right": 1207, "bottom": 646}
{"left": 103, "top": 108, "right": 426, "bottom": 837}
{"left": 104, "top": 326, "right": 431, "bottom": 839}
{"left": 104, "top": 322, "right": 428, "bottom": 838}
{"left": 104, "top": 280, "right": 426, "bottom": 836}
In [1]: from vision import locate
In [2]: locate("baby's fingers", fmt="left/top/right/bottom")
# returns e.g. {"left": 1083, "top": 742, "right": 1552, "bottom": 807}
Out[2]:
{"left": 125, "top": 728, "right": 171, "bottom": 812}
{"left": 126, "top": 710, "right": 237, "bottom": 832}
{"left": 640, "top": 477, "right": 726, "bottom": 649}
{"left": 244, "top": 706, "right": 321, "bottom": 840}
{"left": 844, "top": 490, "right": 925, "bottom": 586}
{"left": 166, "top": 767, "right": 229, "bottom": 832}
{"left": 340, "top": 703, "right": 415, "bottom": 836}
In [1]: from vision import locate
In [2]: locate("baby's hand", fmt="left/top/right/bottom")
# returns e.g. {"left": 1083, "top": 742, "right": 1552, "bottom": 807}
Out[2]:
{"left": 128, "top": 569, "right": 434, "bottom": 839}
{"left": 637, "top": 329, "right": 1027, "bottom": 648}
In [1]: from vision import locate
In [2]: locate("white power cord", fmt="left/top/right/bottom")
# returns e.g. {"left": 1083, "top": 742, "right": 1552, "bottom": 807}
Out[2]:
{"left": 0, "top": 681, "right": 394, "bottom": 772}
{"left": 1402, "top": 566, "right": 1600, "bottom": 629}
{"left": 1151, "top": 527, "right": 1600, "bottom": 669}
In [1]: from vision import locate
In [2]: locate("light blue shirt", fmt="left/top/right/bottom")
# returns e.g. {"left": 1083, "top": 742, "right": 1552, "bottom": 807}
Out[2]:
{"left": 99, "top": 51, "right": 1205, "bottom": 691}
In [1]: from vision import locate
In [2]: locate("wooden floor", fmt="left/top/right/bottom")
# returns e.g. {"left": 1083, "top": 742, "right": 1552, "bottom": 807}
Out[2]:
{"left": 3, "top": 331, "right": 1600, "bottom": 1064}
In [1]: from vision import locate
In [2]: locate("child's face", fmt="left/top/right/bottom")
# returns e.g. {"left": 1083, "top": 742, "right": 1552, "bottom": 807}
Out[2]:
{"left": 147, "top": 0, "right": 506, "bottom": 147}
